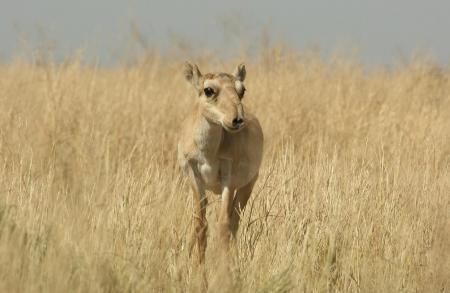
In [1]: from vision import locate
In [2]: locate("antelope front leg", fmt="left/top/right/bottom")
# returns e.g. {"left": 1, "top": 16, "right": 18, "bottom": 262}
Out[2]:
{"left": 218, "top": 161, "right": 234, "bottom": 250}
{"left": 188, "top": 161, "right": 208, "bottom": 264}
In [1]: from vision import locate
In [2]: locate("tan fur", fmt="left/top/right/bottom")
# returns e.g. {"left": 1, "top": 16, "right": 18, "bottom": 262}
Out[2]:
{"left": 178, "top": 62, "right": 264, "bottom": 263}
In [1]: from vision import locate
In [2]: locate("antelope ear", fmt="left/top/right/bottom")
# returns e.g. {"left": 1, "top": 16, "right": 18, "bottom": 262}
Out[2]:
{"left": 233, "top": 63, "right": 246, "bottom": 82}
{"left": 183, "top": 61, "right": 202, "bottom": 89}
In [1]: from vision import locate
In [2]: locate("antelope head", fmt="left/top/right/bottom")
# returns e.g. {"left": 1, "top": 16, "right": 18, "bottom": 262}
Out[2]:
{"left": 184, "top": 62, "right": 247, "bottom": 132}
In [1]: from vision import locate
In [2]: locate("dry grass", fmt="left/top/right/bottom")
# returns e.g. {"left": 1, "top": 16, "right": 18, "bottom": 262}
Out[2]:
{"left": 0, "top": 50, "right": 449, "bottom": 292}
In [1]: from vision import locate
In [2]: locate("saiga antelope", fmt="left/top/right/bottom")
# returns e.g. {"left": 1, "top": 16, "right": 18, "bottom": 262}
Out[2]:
{"left": 178, "top": 62, "right": 264, "bottom": 263}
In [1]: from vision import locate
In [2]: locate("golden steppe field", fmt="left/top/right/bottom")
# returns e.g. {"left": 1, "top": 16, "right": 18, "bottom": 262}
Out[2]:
{"left": 0, "top": 49, "right": 449, "bottom": 292}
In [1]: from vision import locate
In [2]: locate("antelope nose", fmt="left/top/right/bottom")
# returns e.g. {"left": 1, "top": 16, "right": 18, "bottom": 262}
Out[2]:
{"left": 232, "top": 117, "right": 244, "bottom": 128}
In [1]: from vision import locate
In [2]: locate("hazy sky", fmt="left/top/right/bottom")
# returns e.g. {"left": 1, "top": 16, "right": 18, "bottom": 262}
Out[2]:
{"left": 1, "top": 0, "right": 449, "bottom": 65}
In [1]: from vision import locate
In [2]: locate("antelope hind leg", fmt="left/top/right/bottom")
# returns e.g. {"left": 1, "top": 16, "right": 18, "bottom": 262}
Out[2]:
{"left": 230, "top": 174, "right": 258, "bottom": 239}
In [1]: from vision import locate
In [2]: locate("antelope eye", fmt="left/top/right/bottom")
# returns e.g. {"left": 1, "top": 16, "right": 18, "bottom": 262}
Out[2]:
{"left": 204, "top": 87, "right": 215, "bottom": 97}
{"left": 238, "top": 86, "right": 246, "bottom": 98}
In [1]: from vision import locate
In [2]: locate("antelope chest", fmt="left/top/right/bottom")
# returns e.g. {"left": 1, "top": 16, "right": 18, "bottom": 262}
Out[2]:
{"left": 198, "top": 159, "right": 221, "bottom": 190}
